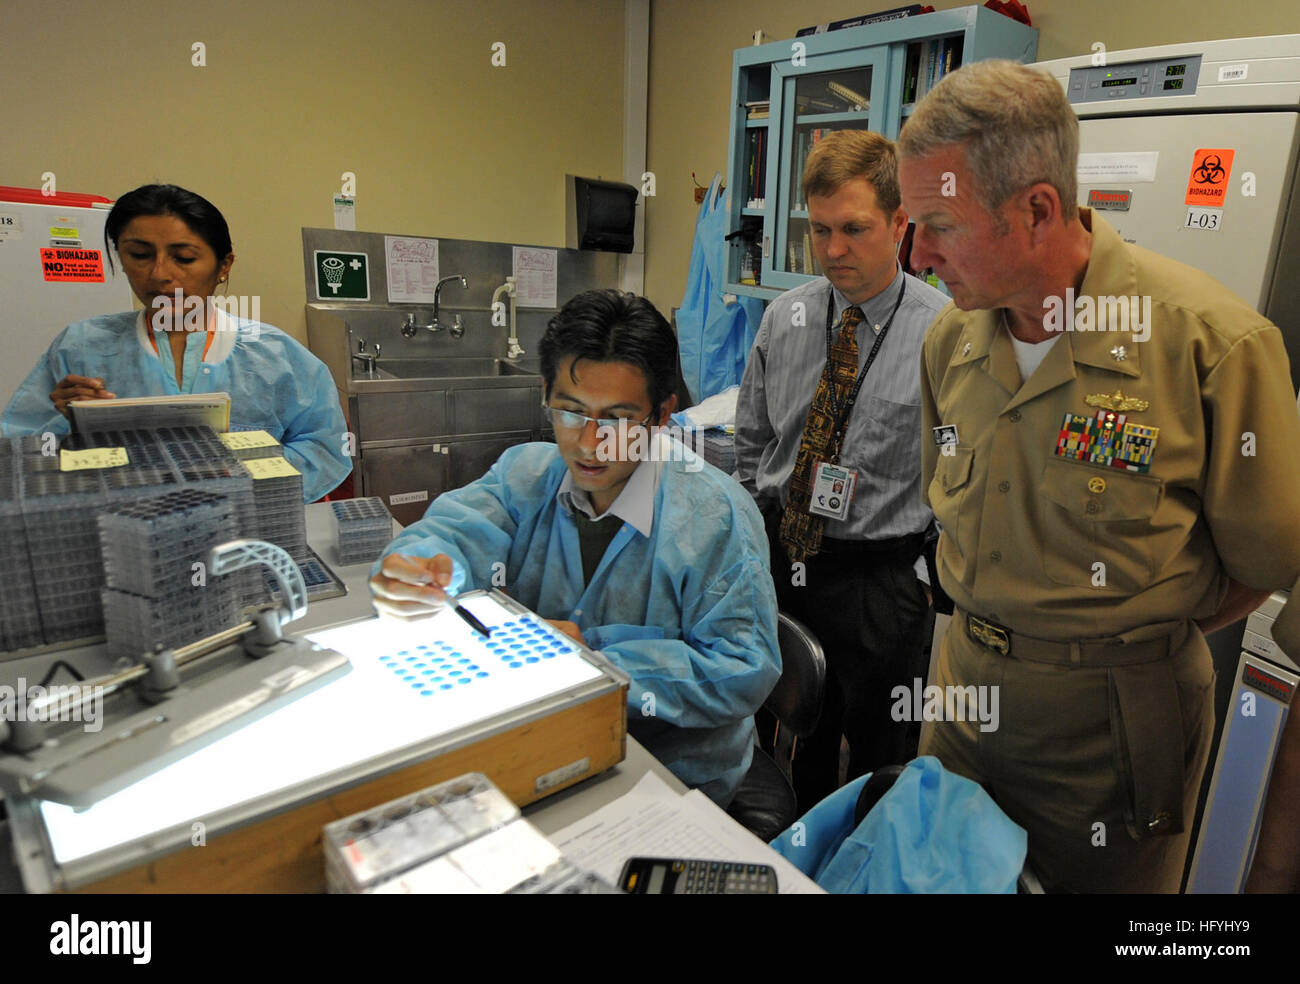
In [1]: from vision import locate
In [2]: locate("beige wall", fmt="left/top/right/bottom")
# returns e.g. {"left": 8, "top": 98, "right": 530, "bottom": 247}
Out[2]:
{"left": 644, "top": 0, "right": 1300, "bottom": 316}
{"left": 6, "top": 1, "right": 1298, "bottom": 342}
{"left": 0, "top": 0, "right": 625, "bottom": 344}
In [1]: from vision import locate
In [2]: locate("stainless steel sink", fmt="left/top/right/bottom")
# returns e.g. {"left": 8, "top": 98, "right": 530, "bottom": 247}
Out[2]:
{"left": 348, "top": 357, "right": 537, "bottom": 383}
{"left": 380, "top": 358, "right": 535, "bottom": 379}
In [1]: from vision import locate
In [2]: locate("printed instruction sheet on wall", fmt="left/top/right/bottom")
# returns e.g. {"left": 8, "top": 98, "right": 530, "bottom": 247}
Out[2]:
{"left": 386, "top": 236, "right": 441, "bottom": 304}
{"left": 512, "top": 246, "right": 558, "bottom": 309}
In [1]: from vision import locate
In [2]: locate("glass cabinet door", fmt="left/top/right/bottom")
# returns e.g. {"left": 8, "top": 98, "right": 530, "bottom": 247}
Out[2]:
{"left": 767, "top": 50, "right": 887, "bottom": 290}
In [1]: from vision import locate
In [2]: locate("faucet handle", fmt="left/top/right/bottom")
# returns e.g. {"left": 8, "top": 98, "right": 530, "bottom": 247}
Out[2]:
{"left": 373, "top": 342, "right": 381, "bottom": 359}
{"left": 357, "top": 336, "right": 367, "bottom": 353}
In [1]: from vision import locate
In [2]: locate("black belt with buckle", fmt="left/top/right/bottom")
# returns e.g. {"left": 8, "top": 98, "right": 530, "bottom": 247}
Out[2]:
{"left": 966, "top": 614, "right": 1011, "bottom": 656}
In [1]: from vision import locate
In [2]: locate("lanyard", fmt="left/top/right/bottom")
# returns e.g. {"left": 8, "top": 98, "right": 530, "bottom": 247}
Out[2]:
{"left": 822, "top": 275, "right": 907, "bottom": 458}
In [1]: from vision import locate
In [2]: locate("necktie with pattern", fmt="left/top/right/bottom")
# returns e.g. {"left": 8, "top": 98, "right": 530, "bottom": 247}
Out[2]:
{"left": 779, "top": 304, "right": 864, "bottom": 563}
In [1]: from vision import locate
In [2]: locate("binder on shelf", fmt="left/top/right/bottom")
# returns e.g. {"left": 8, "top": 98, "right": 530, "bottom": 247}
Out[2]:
{"left": 796, "top": 5, "right": 934, "bottom": 36}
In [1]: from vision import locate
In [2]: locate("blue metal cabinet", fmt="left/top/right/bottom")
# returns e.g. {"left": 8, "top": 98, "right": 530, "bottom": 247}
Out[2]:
{"left": 724, "top": 5, "right": 1038, "bottom": 301}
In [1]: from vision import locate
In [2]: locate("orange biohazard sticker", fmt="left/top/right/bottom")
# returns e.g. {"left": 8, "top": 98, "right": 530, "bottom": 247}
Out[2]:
{"left": 1184, "top": 149, "right": 1234, "bottom": 207}
{"left": 39, "top": 247, "right": 105, "bottom": 283}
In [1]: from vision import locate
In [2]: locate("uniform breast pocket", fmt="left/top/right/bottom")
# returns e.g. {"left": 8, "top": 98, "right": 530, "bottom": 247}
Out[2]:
{"left": 1038, "top": 457, "right": 1163, "bottom": 593}
{"left": 859, "top": 395, "right": 923, "bottom": 480}
{"left": 929, "top": 446, "right": 975, "bottom": 581}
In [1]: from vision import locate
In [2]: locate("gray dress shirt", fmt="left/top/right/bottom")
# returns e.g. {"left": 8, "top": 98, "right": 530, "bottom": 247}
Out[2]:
{"left": 734, "top": 266, "right": 948, "bottom": 541}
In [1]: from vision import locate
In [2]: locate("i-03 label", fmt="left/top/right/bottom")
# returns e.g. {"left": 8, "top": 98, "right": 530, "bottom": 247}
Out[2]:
{"left": 1184, "top": 206, "right": 1222, "bottom": 231}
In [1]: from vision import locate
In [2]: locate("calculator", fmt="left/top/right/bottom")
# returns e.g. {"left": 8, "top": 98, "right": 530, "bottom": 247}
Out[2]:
{"left": 618, "top": 857, "right": 778, "bottom": 894}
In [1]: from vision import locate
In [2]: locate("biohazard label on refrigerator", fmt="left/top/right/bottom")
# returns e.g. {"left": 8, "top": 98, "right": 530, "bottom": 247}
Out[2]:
{"left": 1184, "top": 149, "right": 1234, "bottom": 207}
{"left": 38, "top": 247, "right": 105, "bottom": 282}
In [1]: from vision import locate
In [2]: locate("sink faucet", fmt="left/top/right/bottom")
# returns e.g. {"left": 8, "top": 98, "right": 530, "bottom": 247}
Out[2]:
{"left": 401, "top": 275, "right": 469, "bottom": 339}
{"left": 351, "top": 337, "right": 379, "bottom": 374}
{"left": 493, "top": 277, "right": 525, "bottom": 360}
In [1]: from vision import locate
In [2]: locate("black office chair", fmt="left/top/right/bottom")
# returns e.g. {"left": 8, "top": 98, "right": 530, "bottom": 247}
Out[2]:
{"left": 727, "top": 613, "right": 827, "bottom": 842}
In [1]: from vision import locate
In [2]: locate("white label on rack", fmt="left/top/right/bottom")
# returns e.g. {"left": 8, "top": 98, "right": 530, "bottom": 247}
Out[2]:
{"left": 390, "top": 490, "right": 429, "bottom": 506}
{"left": 1218, "top": 64, "right": 1248, "bottom": 83}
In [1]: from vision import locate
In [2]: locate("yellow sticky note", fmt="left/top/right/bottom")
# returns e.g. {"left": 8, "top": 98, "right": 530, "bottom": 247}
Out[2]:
{"left": 219, "top": 430, "right": 280, "bottom": 451}
{"left": 244, "top": 456, "right": 301, "bottom": 480}
{"left": 59, "top": 447, "right": 129, "bottom": 471}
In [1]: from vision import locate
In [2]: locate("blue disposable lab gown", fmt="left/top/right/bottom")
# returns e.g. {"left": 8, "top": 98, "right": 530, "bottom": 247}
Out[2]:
{"left": 1, "top": 311, "right": 351, "bottom": 502}
{"left": 677, "top": 173, "right": 765, "bottom": 404}
{"left": 374, "top": 442, "right": 783, "bottom": 806}
{"left": 770, "top": 757, "right": 1027, "bottom": 893}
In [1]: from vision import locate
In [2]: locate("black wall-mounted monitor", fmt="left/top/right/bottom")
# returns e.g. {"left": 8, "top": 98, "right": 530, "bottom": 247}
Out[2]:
{"left": 566, "top": 176, "right": 638, "bottom": 254}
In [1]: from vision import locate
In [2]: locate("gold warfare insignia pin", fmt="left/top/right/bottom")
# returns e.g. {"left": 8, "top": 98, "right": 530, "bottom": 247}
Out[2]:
{"left": 1084, "top": 389, "right": 1150, "bottom": 413}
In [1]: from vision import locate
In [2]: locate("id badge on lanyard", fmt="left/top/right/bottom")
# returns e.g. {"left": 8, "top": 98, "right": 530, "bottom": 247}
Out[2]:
{"left": 809, "top": 460, "right": 856, "bottom": 521}
{"left": 807, "top": 277, "right": 907, "bottom": 523}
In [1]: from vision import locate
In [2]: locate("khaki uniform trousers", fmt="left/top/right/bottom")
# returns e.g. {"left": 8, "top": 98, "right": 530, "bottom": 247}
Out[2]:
{"left": 920, "top": 610, "right": 1215, "bottom": 893}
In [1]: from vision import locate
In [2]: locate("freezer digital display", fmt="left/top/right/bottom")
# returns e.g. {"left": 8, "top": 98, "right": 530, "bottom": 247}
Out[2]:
{"left": 1164, "top": 79, "right": 1184, "bottom": 91}
{"left": 1102, "top": 77, "right": 1137, "bottom": 88}
{"left": 1166, "top": 64, "right": 1187, "bottom": 77}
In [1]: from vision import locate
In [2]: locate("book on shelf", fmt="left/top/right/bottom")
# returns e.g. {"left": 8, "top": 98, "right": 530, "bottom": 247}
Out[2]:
{"left": 905, "top": 35, "right": 964, "bottom": 106}
{"left": 746, "top": 128, "right": 768, "bottom": 204}
{"left": 903, "top": 43, "right": 922, "bottom": 104}
{"left": 796, "top": 4, "right": 934, "bottom": 36}
{"left": 792, "top": 128, "right": 831, "bottom": 211}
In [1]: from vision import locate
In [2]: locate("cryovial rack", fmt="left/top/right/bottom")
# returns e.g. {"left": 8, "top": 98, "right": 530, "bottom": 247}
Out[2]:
{"left": 323, "top": 772, "right": 519, "bottom": 893}
{"left": 331, "top": 496, "right": 393, "bottom": 565}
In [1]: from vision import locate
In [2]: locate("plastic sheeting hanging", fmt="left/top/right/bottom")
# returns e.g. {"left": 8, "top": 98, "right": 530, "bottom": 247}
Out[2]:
{"left": 676, "top": 173, "right": 764, "bottom": 405}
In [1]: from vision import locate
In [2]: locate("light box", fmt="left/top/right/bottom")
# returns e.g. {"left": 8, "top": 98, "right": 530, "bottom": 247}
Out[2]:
{"left": 9, "top": 591, "right": 629, "bottom": 892}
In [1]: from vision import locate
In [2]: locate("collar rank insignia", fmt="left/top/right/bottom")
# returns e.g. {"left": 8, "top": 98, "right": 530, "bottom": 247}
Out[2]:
{"left": 1084, "top": 388, "right": 1150, "bottom": 413}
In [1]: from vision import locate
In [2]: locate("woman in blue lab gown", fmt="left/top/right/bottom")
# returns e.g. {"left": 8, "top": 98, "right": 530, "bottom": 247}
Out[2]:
{"left": 1, "top": 184, "right": 350, "bottom": 502}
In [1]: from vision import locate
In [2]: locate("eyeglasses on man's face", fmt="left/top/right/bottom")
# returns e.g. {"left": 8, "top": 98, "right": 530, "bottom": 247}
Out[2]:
{"left": 543, "top": 405, "right": 656, "bottom": 433}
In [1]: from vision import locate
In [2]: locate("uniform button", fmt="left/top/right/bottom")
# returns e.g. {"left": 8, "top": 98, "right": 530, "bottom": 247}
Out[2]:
{"left": 990, "top": 550, "right": 1002, "bottom": 562}
{"left": 997, "top": 481, "right": 1010, "bottom": 492}
{"left": 1087, "top": 476, "right": 1107, "bottom": 494}
{"left": 1008, "top": 410, "right": 1021, "bottom": 422}
{"left": 1085, "top": 500, "right": 1100, "bottom": 514}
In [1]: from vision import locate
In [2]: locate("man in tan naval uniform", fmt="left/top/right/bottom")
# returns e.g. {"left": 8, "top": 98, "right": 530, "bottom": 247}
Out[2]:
{"left": 897, "top": 59, "right": 1300, "bottom": 892}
